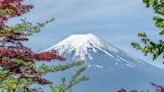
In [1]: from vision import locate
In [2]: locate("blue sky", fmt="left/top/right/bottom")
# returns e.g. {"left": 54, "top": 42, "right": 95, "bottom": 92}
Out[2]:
{"left": 9, "top": 0, "right": 164, "bottom": 68}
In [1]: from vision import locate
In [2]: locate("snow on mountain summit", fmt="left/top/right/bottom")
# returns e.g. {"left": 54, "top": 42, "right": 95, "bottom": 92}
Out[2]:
{"left": 46, "top": 33, "right": 119, "bottom": 60}
{"left": 45, "top": 33, "right": 164, "bottom": 92}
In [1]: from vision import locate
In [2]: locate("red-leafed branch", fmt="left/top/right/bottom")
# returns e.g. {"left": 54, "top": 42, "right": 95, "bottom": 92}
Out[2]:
{"left": 0, "top": 0, "right": 65, "bottom": 86}
{"left": 0, "top": 0, "right": 33, "bottom": 28}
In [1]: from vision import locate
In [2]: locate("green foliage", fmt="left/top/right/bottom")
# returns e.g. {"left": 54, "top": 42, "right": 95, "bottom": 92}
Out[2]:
{"left": 0, "top": 9, "right": 14, "bottom": 15}
{"left": 131, "top": 0, "right": 164, "bottom": 63}
{"left": 0, "top": 71, "right": 33, "bottom": 91}
{"left": 0, "top": 53, "right": 89, "bottom": 91}
{"left": 49, "top": 65, "right": 89, "bottom": 92}
{"left": 0, "top": 19, "right": 55, "bottom": 91}
{"left": 4, "top": 18, "right": 55, "bottom": 37}
{"left": 0, "top": 11, "right": 88, "bottom": 92}
{"left": 0, "top": 1, "right": 88, "bottom": 92}
{"left": 38, "top": 60, "right": 85, "bottom": 75}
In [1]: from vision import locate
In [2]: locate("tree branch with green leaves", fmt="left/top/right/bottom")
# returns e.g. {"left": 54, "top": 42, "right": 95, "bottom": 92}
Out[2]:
{"left": 131, "top": 0, "right": 164, "bottom": 63}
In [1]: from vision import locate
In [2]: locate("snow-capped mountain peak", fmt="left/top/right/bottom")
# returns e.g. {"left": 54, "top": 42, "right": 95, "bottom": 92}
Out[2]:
{"left": 45, "top": 33, "right": 164, "bottom": 92}
{"left": 46, "top": 33, "right": 118, "bottom": 60}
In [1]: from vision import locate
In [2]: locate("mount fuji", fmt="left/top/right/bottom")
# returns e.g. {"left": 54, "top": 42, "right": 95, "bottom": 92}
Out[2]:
{"left": 46, "top": 33, "right": 164, "bottom": 92}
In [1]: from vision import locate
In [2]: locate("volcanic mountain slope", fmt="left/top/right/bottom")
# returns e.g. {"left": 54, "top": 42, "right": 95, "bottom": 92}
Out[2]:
{"left": 46, "top": 33, "right": 164, "bottom": 92}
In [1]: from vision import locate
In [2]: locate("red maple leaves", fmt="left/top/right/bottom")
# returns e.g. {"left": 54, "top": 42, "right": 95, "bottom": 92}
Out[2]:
{"left": 0, "top": 30, "right": 65, "bottom": 84}
{"left": 151, "top": 82, "right": 164, "bottom": 92}
{"left": 118, "top": 82, "right": 164, "bottom": 92}
{"left": 0, "top": 0, "right": 33, "bottom": 28}
{"left": 0, "top": 0, "right": 65, "bottom": 85}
